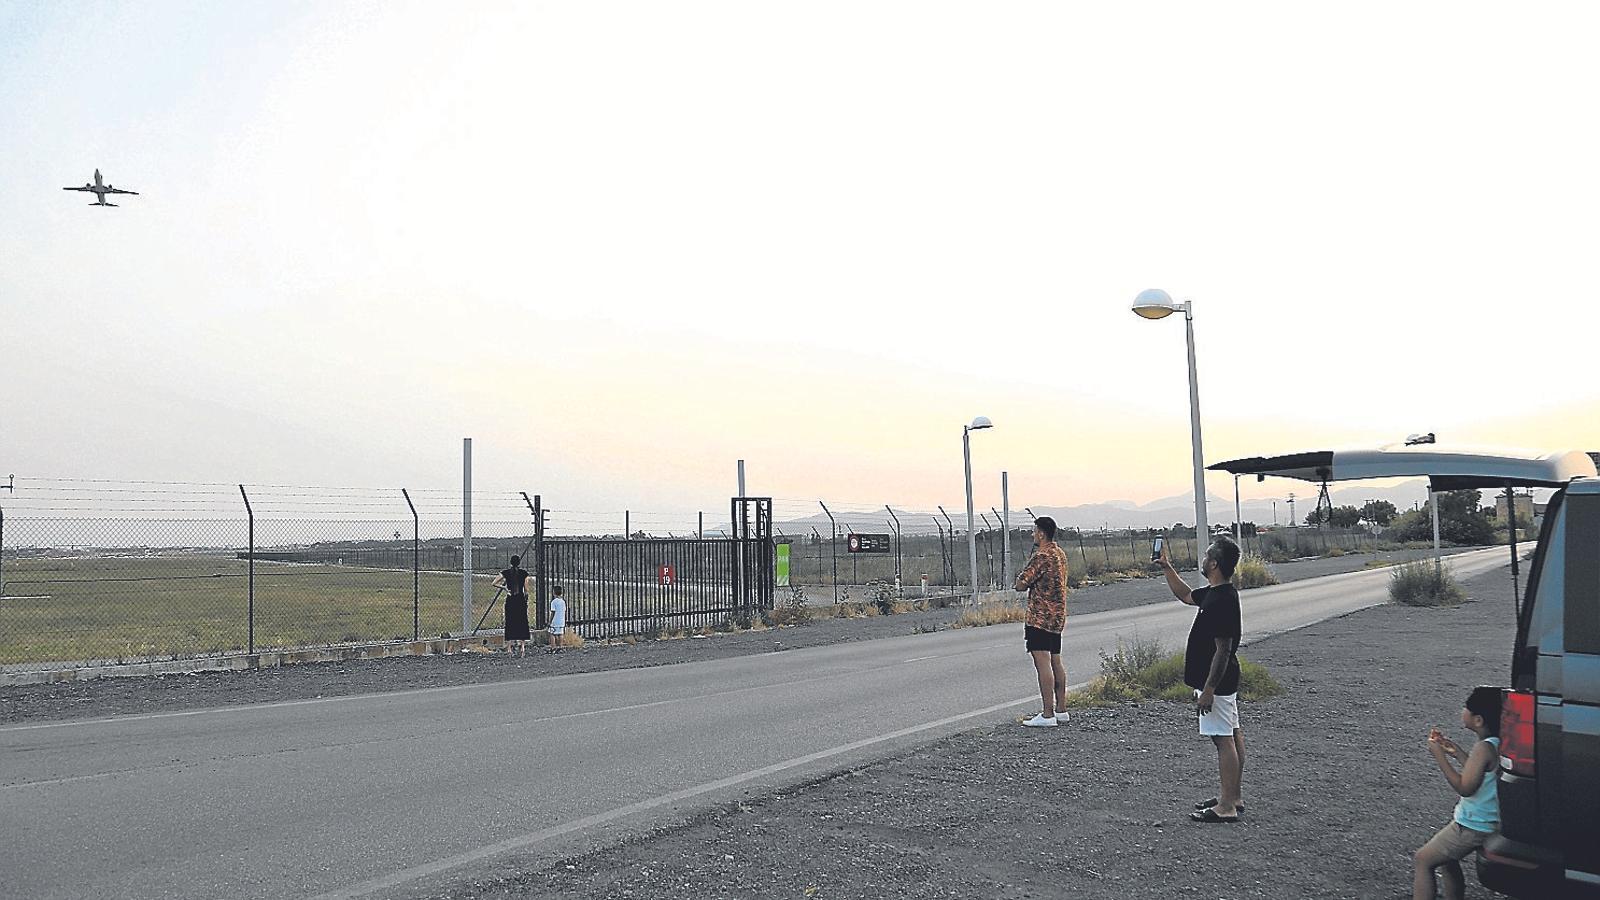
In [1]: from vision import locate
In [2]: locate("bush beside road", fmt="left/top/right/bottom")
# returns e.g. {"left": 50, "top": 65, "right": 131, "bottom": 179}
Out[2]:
{"left": 423, "top": 565, "right": 1518, "bottom": 900}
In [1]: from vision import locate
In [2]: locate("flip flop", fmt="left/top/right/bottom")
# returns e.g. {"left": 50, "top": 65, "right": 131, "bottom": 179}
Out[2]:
{"left": 1190, "top": 808, "right": 1240, "bottom": 824}
{"left": 1193, "top": 798, "right": 1245, "bottom": 812}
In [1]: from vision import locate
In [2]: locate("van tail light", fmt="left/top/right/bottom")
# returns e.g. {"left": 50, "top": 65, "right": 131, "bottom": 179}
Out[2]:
{"left": 1500, "top": 689, "right": 1536, "bottom": 777}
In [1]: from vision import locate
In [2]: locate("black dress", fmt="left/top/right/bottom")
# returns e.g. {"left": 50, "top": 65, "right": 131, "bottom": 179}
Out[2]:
{"left": 502, "top": 567, "right": 531, "bottom": 641}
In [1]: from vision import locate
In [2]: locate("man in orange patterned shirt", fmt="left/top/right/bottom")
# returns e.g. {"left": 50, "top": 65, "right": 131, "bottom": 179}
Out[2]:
{"left": 1014, "top": 516, "right": 1070, "bottom": 727}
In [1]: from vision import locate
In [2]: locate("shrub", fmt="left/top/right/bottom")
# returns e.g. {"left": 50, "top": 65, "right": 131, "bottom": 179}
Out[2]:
{"left": 772, "top": 586, "right": 813, "bottom": 626}
{"left": 1238, "top": 658, "right": 1284, "bottom": 699}
{"left": 1325, "top": 546, "right": 1346, "bottom": 558}
{"left": 866, "top": 580, "right": 897, "bottom": 615}
{"left": 1065, "top": 641, "right": 1282, "bottom": 707}
{"left": 1098, "top": 635, "right": 1166, "bottom": 686}
{"left": 1388, "top": 560, "right": 1466, "bottom": 607}
{"left": 1233, "top": 554, "right": 1279, "bottom": 589}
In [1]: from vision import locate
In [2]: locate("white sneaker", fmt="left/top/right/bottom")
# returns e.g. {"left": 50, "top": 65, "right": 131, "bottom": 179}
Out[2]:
{"left": 1022, "top": 713, "right": 1058, "bottom": 728}
{"left": 1055, "top": 710, "right": 1070, "bottom": 724}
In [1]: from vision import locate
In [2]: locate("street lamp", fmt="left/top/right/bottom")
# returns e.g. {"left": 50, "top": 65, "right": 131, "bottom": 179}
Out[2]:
{"left": 963, "top": 416, "right": 993, "bottom": 605}
{"left": 1131, "top": 289, "right": 1209, "bottom": 545}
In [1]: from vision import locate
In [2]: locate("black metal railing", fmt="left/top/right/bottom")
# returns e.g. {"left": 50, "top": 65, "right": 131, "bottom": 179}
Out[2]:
{"left": 544, "top": 537, "right": 768, "bottom": 637}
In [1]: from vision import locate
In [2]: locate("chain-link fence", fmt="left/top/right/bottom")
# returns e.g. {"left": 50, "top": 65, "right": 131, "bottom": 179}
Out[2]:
{"left": 779, "top": 513, "right": 1379, "bottom": 600}
{"left": 0, "top": 512, "right": 539, "bottom": 668}
{"left": 0, "top": 481, "right": 786, "bottom": 669}
{"left": 0, "top": 478, "right": 1381, "bottom": 669}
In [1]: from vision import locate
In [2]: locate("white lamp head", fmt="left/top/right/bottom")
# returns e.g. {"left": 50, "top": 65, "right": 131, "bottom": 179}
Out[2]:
{"left": 969, "top": 416, "right": 994, "bottom": 431}
{"left": 1132, "top": 288, "right": 1181, "bottom": 319}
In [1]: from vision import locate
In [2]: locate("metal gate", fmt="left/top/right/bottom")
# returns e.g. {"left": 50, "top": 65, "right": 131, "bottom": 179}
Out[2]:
{"left": 732, "top": 496, "right": 774, "bottom": 620}
{"left": 537, "top": 497, "right": 775, "bottom": 638}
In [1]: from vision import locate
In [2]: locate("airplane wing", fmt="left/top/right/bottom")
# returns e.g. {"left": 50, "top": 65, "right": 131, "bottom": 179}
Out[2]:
{"left": 63, "top": 186, "right": 94, "bottom": 192}
{"left": 105, "top": 188, "right": 138, "bottom": 195}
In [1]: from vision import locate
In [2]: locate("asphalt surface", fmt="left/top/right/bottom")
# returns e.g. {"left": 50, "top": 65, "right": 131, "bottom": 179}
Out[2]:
{"left": 0, "top": 548, "right": 1516, "bottom": 900}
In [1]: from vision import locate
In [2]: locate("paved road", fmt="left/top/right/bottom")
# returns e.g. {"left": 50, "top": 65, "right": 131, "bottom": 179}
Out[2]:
{"left": 0, "top": 548, "right": 1516, "bottom": 900}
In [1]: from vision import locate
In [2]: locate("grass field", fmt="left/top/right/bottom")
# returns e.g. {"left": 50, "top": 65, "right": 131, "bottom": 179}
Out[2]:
{"left": 0, "top": 554, "right": 475, "bottom": 666}
{"left": 0, "top": 552, "right": 756, "bottom": 666}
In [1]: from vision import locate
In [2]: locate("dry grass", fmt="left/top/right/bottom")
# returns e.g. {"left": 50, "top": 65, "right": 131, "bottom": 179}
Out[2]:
{"left": 951, "top": 601, "right": 1029, "bottom": 629}
{"left": 547, "top": 630, "right": 585, "bottom": 649}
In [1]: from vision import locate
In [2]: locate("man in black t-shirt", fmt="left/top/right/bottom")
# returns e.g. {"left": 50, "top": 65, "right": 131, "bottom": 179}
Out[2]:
{"left": 1159, "top": 535, "right": 1245, "bottom": 823}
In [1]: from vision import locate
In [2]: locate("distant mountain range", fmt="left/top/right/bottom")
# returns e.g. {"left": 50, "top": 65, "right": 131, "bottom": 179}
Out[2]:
{"left": 773, "top": 480, "right": 1436, "bottom": 535}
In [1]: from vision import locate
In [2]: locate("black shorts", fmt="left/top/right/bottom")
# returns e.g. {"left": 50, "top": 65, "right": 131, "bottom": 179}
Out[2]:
{"left": 1024, "top": 625, "right": 1061, "bottom": 654}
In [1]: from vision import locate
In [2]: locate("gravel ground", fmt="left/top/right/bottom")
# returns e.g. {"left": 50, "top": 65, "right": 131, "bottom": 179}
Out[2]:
{"left": 419, "top": 564, "right": 1520, "bottom": 900}
{"left": 0, "top": 546, "right": 1482, "bottom": 727}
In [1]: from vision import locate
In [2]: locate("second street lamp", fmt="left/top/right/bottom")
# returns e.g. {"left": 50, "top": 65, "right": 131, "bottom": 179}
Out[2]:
{"left": 963, "top": 416, "right": 993, "bottom": 606}
{"left": 1131, "top": 288, "right": 1210, "bottom": 544}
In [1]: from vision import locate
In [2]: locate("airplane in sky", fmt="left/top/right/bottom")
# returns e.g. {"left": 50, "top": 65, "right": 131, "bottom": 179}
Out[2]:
{"left": 63, "top": 169, "right": 138, "bottom": 207}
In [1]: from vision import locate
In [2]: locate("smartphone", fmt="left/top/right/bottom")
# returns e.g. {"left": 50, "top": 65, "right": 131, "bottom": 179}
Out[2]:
{"left": 1151, "top": 537, "right": 1164, "bottom": 562}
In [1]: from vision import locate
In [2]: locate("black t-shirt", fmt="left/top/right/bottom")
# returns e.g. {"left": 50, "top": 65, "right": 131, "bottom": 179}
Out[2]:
{"left": 1184, "top": 583, "right": 1242, "bottom": 694}
{"left": 501, "top": 567, "right": 528, "bottom": 598}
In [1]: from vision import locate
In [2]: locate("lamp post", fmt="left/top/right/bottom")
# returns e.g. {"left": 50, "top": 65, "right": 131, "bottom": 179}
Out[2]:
{"left": 963, "top": 416, "right": 993, "bottom": 605}
{"left": 1132, "top": 289, "right": 1209, "bottom": 544}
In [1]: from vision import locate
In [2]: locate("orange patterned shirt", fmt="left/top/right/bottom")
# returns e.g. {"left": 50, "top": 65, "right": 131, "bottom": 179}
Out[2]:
{"left": 1016, "top": 542, "right": 1069, "bottom": 633}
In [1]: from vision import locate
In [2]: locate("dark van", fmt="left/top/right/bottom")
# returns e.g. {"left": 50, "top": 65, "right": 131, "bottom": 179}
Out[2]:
{"left": 1478, "top": 475, "right": 1600, "bottom": 897}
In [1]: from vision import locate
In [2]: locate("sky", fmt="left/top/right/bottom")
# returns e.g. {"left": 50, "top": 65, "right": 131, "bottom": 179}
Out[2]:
{"left": 1, "top": 0, "right": 1597, "bottom": 526}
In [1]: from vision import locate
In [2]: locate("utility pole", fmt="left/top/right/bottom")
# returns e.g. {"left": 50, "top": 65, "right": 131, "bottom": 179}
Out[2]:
{"left": 1287, "top": 493, "right": 1297, "bottom": 528}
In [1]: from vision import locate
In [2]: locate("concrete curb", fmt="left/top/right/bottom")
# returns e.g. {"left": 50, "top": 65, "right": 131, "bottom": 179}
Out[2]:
{"left": 0, "top": 634, "right": 508, "bottom": 688}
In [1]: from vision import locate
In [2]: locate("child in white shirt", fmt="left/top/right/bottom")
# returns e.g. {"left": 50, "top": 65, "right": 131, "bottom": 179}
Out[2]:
{"left": 548, "top": 585, "right": 567, "bottom": 651}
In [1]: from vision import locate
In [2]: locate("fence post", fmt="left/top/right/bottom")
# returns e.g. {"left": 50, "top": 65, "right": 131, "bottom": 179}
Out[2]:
{"left": 533, "top": 495, "right": 546, "bottom": 631}
{"left": 818, "top": 502, "right": 838, "bottom": 603}
{"left": 0, "top": 502, "right": 6, "bottom": 601}
{"left": 239, "top": 485, "right": 254, "bottom": 655}
{"left": 403, "top": 489, "right": 419, "bottom": 642}
{"left": 884, "top": 505, "right": 902, "bottom": 596}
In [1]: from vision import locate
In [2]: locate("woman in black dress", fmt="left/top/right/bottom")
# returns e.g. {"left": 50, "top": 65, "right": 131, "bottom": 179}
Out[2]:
{"left": 492, "top": 555, "right": 531, "bottom": 657}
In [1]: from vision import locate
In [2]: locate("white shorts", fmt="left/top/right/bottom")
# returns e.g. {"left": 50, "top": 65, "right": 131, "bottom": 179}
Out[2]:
{"left": 548, "top": 626, "right": 565, "bottom": 636}
{"left": 1195, "top": 690, "right": 1241, "bottom": 736}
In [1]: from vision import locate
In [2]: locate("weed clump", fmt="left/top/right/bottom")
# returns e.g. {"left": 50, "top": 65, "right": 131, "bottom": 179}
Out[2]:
{"left": 1065, "top": 636, "right": 1283, "bottom": 708}
{"left": 772, "top": 587, "right": 813, "bottom": 626}
{"left": 1233, "top": 554, "right": 1279, "bottom": 589}
{"left": 1388, "top": 560, "right": 1465, "bottom": 607}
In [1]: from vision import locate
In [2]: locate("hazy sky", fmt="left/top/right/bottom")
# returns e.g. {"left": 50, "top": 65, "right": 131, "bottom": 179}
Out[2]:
{"left": 2, "top": 1, "right": 1596, "bottom": 523}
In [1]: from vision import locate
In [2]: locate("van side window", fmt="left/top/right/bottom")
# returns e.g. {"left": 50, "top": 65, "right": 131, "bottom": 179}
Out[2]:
{"left": 1526, "top": 498, "right": 1566, "bottom": 654}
